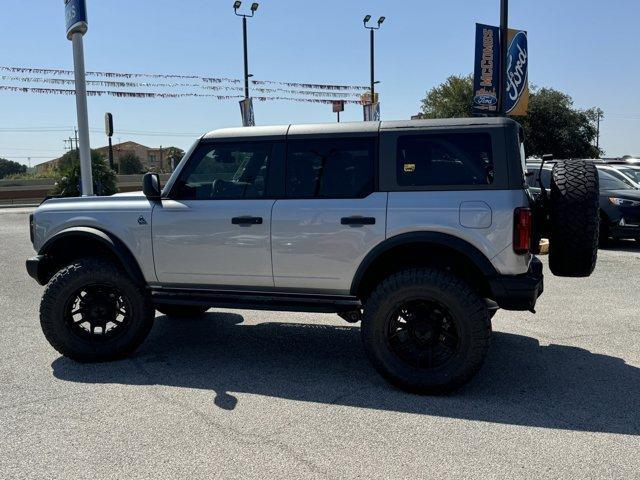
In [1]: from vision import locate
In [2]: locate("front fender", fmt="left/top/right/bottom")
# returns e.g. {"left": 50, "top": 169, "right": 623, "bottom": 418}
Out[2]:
{"left": 33, "top": 226, "right": 146, "bottom": 286}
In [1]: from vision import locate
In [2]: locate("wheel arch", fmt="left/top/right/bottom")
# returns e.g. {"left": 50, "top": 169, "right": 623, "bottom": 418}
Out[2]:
{"left": 37, "top": 227, "right": 146, "bottom": 286}
{"left": 350, "top": 232, "right": 499, "bottom": 301}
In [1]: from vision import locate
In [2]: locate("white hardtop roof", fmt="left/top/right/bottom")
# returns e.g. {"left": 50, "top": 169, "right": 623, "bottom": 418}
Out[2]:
{"left": 202, "top": 117, "right": 515, "bottom": 140}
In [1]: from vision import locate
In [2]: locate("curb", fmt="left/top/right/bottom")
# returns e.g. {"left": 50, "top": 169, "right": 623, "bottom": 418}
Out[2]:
{"left": 0, "top": 204, "right": 39, "bottom": 209}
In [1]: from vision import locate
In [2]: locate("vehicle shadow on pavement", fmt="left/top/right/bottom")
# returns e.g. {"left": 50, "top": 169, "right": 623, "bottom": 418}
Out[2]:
{"left": 599, "top": 239, "right": 640, "bottom": 252}
{"left": 51, "top": 312, "right": 640, "bottom": 435}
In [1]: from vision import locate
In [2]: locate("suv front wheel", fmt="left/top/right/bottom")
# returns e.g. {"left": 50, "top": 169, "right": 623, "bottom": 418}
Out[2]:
{"left": 40, "top": 257, "right": 155, "bottom": 362}
{"left": 361, "top": 268, "right": 491, "bottom": 394}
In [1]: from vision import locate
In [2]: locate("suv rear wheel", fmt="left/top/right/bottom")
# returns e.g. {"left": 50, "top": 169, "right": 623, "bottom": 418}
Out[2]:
{"left": 361, "top": 268, "right": 491, "bottom": 394}
{"left": 40, "top": 257, "right": 154, "bottom": 362}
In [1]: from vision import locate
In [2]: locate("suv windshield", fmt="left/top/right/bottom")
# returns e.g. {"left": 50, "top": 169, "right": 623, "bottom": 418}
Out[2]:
{"left": 613, "top": 166, "right": 640, "bottom": 184}
{"left": 598, "top": 169, "right": 635, "bottom": 190}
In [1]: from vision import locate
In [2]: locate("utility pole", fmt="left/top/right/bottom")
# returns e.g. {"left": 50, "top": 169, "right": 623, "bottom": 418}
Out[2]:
{"left": 363, "top": 15, "right": 385, "bottom": 121}
{"left": 74, "top": 128, "right": 79, "bottom": 151}
{"left": 234, "top": 1, "right": 259, "bottom": 126}
{"left": 498, "top": 0, "right": 509, "bottom": 116}
{"left": 596, "top": 109, "right": 603, "bottom": 153}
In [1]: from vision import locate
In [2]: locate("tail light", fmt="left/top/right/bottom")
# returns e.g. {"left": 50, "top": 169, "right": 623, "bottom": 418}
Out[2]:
{"left": 513, "top": 208, "right": 532, "bottom": 254}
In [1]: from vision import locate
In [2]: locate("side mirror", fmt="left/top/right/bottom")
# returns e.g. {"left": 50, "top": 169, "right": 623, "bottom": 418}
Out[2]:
{"left": 142, "top": 173, "right": 162, "bottom": 201}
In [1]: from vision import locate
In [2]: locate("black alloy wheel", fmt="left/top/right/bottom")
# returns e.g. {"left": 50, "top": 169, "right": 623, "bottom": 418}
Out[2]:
{"left": 386, "top": 300, "right": 460, "bottom": 370}
{"left": 65, "top": 283, "right": 133, "bottom": 341}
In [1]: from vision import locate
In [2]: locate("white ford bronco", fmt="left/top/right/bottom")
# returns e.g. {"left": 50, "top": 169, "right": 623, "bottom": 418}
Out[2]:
{"left": 26, "top": 118, "right": 600, "bottom": 393}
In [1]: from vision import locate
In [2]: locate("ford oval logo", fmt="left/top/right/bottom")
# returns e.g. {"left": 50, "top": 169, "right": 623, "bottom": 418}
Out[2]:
{"left": 474, "top": 94, "right": 498, "bottom": 106}
{"left": 505, "top": 31, "right": 528, "bottom": 114}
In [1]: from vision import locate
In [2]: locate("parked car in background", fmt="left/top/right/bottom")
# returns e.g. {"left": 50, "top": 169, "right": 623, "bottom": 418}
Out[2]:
{"left": 527, "top": 161, "right": 640, "bottom": 245}
{"left": 604, "top": 163, "right": 640, "bottom": 185}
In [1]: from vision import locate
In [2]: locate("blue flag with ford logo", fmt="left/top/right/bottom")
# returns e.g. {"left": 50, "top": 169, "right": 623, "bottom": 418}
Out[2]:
{"left": 65, "top": 0, "right": 88, "bottom": 39}
{"left": 504, "top": 28, "right": 529, "bottom": 116}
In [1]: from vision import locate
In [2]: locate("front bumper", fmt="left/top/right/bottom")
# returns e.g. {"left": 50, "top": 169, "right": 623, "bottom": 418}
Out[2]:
{"left": 488, "top": 257, "right": 544, "bottom": 312}
{"left": 610, "top": 223, "right": 640, "bottom": 240}
{"left": 26, "top": 255, "right": 47, "bottom": 285}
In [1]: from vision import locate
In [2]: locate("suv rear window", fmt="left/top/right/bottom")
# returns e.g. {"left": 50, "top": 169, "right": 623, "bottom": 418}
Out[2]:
{"left": 286, "top": 138, "right": 374, "bottom": 198}
{"left": 397, "top": 133, "right": 494, "bottom": 186}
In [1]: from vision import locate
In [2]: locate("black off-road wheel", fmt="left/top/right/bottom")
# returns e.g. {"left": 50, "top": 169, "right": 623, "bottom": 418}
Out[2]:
{"left": 156, "top": 305, "right": 209, "bottom": 318}
{"left": 361, "top": 268, "right": 491, "bottom": 394}
{"left": 40, "top": 257, "right": 154, "bottom": 362}
{"left": 549, "top": 160, "right": 600, "bottom": 277}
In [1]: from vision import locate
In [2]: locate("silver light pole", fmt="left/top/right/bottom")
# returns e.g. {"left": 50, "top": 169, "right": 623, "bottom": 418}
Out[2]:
{"left": 71, "top": 33, "right": 93, "bottom": 195}
{"left": 65, "top": 0, "right": 93, "bottom": 195}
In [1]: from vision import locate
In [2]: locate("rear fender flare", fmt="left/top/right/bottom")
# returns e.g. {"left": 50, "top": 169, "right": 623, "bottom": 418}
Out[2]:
{"left": 350, "top": 232, "right": 499, "bottom": 296}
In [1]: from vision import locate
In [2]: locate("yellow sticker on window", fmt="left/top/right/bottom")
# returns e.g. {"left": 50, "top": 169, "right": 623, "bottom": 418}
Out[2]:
{"left": 403, "top": 163, "right": 416, "bottom": 173}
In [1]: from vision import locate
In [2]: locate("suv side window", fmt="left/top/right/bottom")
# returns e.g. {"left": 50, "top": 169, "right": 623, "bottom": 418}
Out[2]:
{"left": 286, "top": 138, "right": 374, "bottom": 198}
{"left": 397, "top": 133, "right": 494, "bottom": 186}
{"left": 172, "top": 142, "right": 272, "bottom": 200}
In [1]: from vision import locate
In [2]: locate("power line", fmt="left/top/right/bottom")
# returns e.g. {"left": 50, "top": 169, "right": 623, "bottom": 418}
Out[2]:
{"left": 0, "top": 146, "right": 66, "bottom": 152}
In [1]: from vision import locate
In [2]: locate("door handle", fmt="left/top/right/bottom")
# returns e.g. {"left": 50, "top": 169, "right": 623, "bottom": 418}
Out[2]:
{"left": 341, "top": 216, "right": 376, "bottom": 226}
{"left": 232, "top": 216, "right": 263, "bottom": 225}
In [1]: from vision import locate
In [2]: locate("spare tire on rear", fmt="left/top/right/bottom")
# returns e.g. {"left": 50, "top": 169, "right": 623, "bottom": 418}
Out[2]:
{"left": 549, "top": 160, "right": 599, "bottom": 277}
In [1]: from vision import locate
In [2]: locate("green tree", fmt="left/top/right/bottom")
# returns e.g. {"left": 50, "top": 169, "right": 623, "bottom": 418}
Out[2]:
{"left": 420, "top": 74, "right": 474, "bottom": 119}
{"left": 0, "top": 158, "right": 27, "bottom": 179}
{"left": 520, "top": 89, "right": 601, "bottom": 158}
{"left": 418, "top": 75, "right": 602, "bottom": 158}
{"left": 119, "top": 153, "right": 144, "bottom": 174}
{"left": 52, "top": 150, "right": 117, "bottom": 197}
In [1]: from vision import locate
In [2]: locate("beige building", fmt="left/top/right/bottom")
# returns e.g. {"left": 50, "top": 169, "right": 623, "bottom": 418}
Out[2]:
{"left": 36, "top": 141, "right": 182, "bottom": 174}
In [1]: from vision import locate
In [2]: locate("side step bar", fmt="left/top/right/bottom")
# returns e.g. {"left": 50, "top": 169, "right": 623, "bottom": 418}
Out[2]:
{"left": 150, "top": 287, "right": 362, "bottom": 314}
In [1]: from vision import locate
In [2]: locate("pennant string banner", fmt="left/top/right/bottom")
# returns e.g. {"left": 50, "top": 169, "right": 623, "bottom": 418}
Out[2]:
{"left": 1, "top": 75, "right": 200, "bottom": 88}
{"left": 1, "top": 65, "right": 367, "bottom": 91}
{"left": 0, "top": 85, "right": 361, "bottom": 104}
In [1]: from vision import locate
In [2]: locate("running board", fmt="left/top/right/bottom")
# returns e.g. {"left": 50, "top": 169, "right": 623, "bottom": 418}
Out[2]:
{"left": 150, "top": 287, "right": 362, "bottom": 314}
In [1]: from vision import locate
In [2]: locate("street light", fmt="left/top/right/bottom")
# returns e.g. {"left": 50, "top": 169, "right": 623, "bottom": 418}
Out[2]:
{"left": 363, "top": 14, "right": 385, "bottom": 117}
{"left": 233, "top": 1, "right": 259, "bottom": 99}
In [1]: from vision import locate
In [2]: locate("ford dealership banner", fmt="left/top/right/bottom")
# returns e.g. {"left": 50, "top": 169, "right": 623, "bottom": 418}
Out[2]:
{"left": 472, "top": 24, "right": 500, "bottom": 114}
{"left": 504, "top": 28, "right": 529, "bottom": 116}
{"left": 473, "top": 24, "right": 528, "bottom": 116}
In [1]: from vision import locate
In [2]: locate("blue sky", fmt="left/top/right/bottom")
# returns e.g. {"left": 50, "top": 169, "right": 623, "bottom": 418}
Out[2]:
{"left": 1, "top": 0, "right": 639, "bottom": 166}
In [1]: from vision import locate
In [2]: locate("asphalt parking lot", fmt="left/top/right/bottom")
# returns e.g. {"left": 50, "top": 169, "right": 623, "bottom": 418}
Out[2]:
{"left": 1, "top": 207, "right": 638, "bottom": 479}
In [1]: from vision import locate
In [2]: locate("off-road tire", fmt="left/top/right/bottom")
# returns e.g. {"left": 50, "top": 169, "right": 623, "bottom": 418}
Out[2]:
{"left": 156, "top": 305, "right": 209, "bottom": 318}
{"left": 361, "top": 268, "right": 491, "bottom": 394}
{"left": 549, "top": 160, "right": 599, "bottom": 277}
{"left": 40, "top": 257, "right": 154, "bottom": 362}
